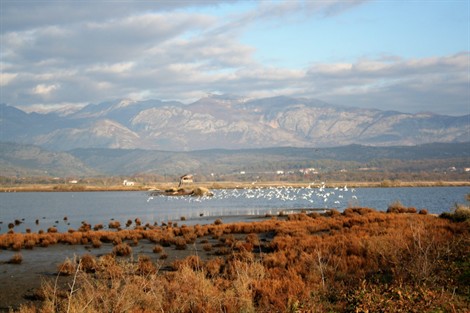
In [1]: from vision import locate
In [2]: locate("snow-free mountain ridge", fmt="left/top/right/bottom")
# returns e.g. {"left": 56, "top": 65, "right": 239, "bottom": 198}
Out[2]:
{"left": 1, "top": 95, "right": 468, "bottom": 151}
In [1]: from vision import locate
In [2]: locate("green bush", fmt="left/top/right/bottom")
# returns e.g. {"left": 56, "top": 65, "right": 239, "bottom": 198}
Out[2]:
{"left": 440, "top": 204, "right": 470, "bottom": 222}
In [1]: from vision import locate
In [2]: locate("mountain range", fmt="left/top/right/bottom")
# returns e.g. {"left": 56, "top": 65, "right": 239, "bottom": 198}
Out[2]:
{"left": 1, "top": 95, "right": 468, "bottom": 151}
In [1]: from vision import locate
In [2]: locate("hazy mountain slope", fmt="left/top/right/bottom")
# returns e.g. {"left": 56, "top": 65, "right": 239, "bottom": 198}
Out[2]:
{"left": 68, "top": 142, "right": 470, "bottom": 176}
{"left": 2, "top": 96, "right": 468, "bottom": 151}
{"left": 0, "top": 142, "right": 97, "bottom": 177}
{"left": 1, "top": 141, "right": 468, "bottom": 177}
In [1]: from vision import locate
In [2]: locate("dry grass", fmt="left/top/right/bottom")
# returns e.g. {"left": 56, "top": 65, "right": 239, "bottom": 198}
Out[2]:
{"left": 7, "top": 209, "right": 468, "bottom": 313}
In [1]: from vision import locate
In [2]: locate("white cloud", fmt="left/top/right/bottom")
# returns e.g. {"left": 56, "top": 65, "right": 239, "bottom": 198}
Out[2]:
{"left": 87, "top": 62, "right": 135, "bottom": 74}
{"left": 32, "top": 83, "right": 60, "bottom": 96}
{"left": 0, "top": 0, "right": 467, "bottom": 116}
{"left": 0, "top": 73, "right": 17, "bottom": 86}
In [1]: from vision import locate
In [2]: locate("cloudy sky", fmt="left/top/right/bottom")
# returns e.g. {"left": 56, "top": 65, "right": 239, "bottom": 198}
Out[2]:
{"left": 1, "top": 0, "right": 469, "bottom": 115}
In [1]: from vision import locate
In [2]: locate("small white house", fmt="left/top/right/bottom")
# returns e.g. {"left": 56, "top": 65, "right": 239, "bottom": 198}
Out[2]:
{"left": 123, "top": 180, "right": 135, "bottom": 186}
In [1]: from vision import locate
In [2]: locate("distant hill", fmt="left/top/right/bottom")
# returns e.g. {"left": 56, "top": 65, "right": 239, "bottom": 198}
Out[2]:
{"left": 0, "top": 142, "right": 97, "bottom": 177}
{"left": 1, "top": 95, "right": 469, "bottom": 151}
{"left": 5, "top": 141, "right": 469, "bottom": 178}
{"left": 68, "top": 142, "right": 470, "bottom": 176}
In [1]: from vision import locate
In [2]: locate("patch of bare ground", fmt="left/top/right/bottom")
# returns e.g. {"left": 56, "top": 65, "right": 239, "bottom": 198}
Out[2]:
{"left": 0, "top": 209, "right": 468, "bottom": 312}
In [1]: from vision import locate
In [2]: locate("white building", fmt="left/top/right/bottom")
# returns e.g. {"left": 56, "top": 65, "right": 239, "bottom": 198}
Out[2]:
{"left": 123, "top": 180, "right": 135, "bottom": 186}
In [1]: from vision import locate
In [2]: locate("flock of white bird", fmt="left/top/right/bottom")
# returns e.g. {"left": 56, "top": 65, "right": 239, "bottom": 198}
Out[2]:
{"left": 148, "top": 182, "right": 358, "bottom": 209}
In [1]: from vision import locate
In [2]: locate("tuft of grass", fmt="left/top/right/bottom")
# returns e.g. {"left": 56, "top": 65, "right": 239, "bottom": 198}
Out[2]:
{"left": 8, "top": 253, "right": 23, "bottom": 264}
{"left": 152, "top": 245, "right": 163, "bottom": 253}
{"left": 57, "top": 258, "right": 76, "bottom": 275}
{"left": 112, "top": 243, "right": 132, "bottom": 256}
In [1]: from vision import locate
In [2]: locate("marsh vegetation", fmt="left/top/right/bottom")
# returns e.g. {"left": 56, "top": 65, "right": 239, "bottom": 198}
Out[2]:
{"left": 2, "top": 206, "right": 468, "bottom": 312}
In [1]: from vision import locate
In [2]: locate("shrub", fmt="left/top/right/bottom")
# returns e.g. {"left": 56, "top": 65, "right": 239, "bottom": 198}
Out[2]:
{"left": 137, "top": 255, "right": 156, "bottom": 275}
{"left": 441, "top": 204, "right": 470, "bottom": 222}
{"left": 80, "top": 254, "right": 97, "bottom": 273}
{"left": 387, "top": 200, "right": 405, "bottom": 213}
{"left": 174, "top": 237, "right": 187, "bottom": 250}
{"left": 203, "top": 243, "right": 213, "bottom": 251}
{"left": 113, "top": 243, "right": 132, "bottom": 256}
{"left": 108, "top": 221, "right": 121, "bottom": 229}
{"left": 153, "top": 245, "right": 163, "bottom": 253}
{"left": 57, "top": 258, "right": 76, "bottom": 275}
{"left": 8, "top": 253, "right": 23, "bottom": 264}
{"left": 91, "top": 238, "right": 102, "bottom": 248}
{"left": 454, "top": 205, "right": 470, "bottom": 222}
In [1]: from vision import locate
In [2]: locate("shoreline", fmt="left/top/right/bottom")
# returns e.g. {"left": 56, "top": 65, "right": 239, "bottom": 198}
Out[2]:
{"left": 1, "top": 180, "right": 469, "bottom": 192}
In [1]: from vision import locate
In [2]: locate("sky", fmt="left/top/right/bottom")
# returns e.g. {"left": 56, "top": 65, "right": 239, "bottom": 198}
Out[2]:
{"left": 0, "top": 0, "right": 469, "bottom": 116}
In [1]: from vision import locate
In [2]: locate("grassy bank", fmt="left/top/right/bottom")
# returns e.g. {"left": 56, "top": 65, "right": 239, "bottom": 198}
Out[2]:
{"left": 2, "top": 208, "right": 469, "bottom": 312}
{"left": 1, "top": 180, "right": 469, "bottom": 192}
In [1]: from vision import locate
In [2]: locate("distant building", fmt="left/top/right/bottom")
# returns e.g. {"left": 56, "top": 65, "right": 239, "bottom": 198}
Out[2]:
{"left": 178, "top": 174, "right": 193, "bottom": 187}
{"left": 299, "top": 168, "right": 318, "bottom": 175}
{"left": 68, "top": 180, "right": 78, "bottom": 184}
{"left": 276, "top": 170, "right": 284, "bottom": 175}
{"left": 123, "top": 180, "right": 135, "bottom": 186}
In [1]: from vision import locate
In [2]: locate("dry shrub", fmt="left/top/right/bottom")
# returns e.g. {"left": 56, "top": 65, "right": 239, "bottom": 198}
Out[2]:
{"left": 80, "top": 254, "right": 97, "bottom": 273}
{"left": 204, "top": 257, "right": 224, "bottom": 277}
{"left": 343, "top": 207, "right": 376, "bottom": 216}
{"left": 387, "top": 201, "right": 417, "bottom": 214}
{"left": 8, "top": 253, "right": 23, "bottom": 264}
{"left": 165, "top": 265, "right": 222, "bottom": 312}
{"left": 108, "top": 220, "right": 121, "bottom": 229}
{"left": 137, "top": 255, "right": 156, "bottom": 275}
{"left": 172, "top": 255, "right": 202, "bottom": 271}
{"left": 215, "top": 247, "right": 231, "bottom": 256}
{"left": 348, "top": 281, "right": 464, "bottom": 313}
{"left": 245, "top": 233, "right": 260, "bottom": 246}
{"left": 153, "top": 244, "right": 163, "bottom": 253}
{"left": 112, "top": 243, "right": 132, "bottom": 256}
{"left": 203, "top": 243, "right": 213, "bottom": 251}
{"left": 324, "top": 209, "right": 341, "bottom": 217}
{"left": 174, "top": 237, "right": 187, "bottom": 250}
{"left": 91, "top": 238, "right": 102, "bottom": 248}
{"left": 57, "top": 258, "right": 76, "bottom": 275}
{"left": 97, "top": 254, "right": 124, "bottom": 279}
{"left": 47, "top": 227, "right": 57, "bottom": 233}
{"left": 24, "top": 239, "right": 35, "bottom": 250}
{"left": 287, "top": 213, "right": 310, "bottom": 221}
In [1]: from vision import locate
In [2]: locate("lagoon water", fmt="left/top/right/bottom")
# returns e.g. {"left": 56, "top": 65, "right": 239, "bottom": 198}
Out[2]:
{"left": 1, "top": 186, "right": 468, "bottom": 234}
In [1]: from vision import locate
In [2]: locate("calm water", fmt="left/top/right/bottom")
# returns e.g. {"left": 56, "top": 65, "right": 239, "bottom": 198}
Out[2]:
{"left": 0, "top": 186, "right": 468, "bottom": 234}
